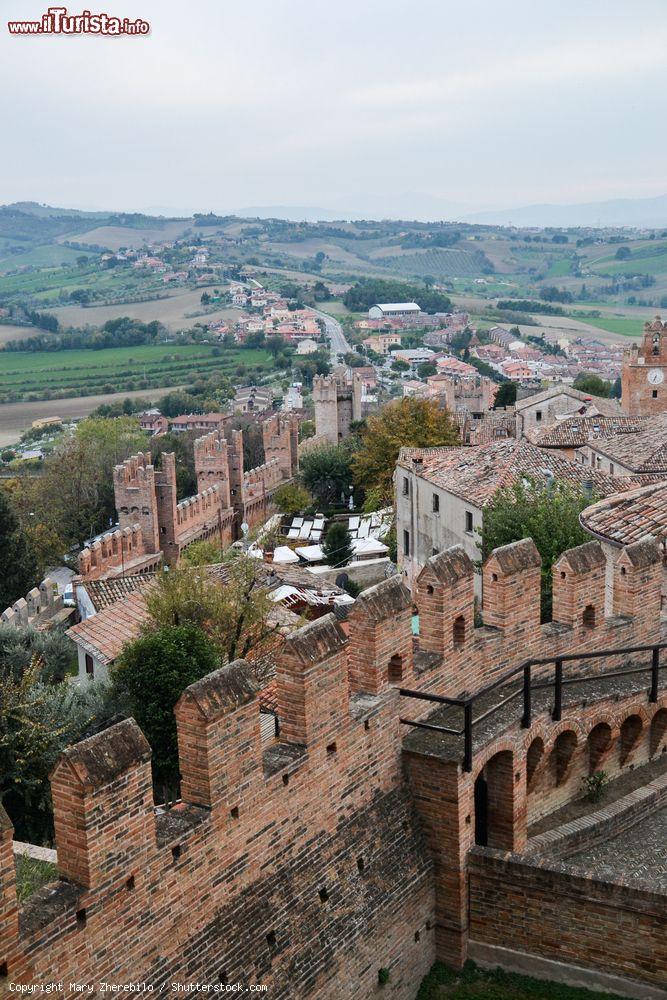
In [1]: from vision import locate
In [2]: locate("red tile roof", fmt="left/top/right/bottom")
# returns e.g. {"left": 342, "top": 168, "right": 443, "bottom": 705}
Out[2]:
{"left": 580, "top": 480, "right": 667, "bottom": 547}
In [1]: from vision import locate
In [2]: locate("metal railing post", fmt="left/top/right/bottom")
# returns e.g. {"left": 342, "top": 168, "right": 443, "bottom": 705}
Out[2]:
{"left": 552, "top": 659, "right": 563, "bottom": 721}
{"left": 650, "top": 647, "right": 660, "bottom": 703}
{"left": 463, "top": 702, "right": 473, "bottom": 773}
{"left": 521, "top": 664, "right": 532, "bottom": 728}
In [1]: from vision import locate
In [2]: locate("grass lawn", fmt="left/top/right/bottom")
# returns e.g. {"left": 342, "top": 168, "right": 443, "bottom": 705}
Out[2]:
{"left": 569, "top": 316, "right": 644, "bottom": 338}
{"left": 14, "top": 854, "right": 58, "bottom": 902}
{"left": 416, "top": 962, "right": 629, "bottom": 1000}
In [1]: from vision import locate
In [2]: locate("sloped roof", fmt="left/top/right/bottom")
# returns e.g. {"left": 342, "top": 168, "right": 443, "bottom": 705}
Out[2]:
{"left": 83, "top": 573, "right": 157, "bottom": 612}
{"left": 397, "top": 439, "right": 635, "bottom": 507}
{"left": 515, "top": 385, "right": 622, "bottom": 416}
{"left": 580, "top": 480, "right": 667, "bottom": 547}
{"left": 586, "top": 412, "right": 667, "bottom": 472}
{"left": 531, "top": 415, "right": 647, "bottom": 449}
{"left": 67, "top": 593, "right": 149, "bottom": 665}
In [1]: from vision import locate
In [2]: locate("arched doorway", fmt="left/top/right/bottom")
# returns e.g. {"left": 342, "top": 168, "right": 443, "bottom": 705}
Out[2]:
{"left": 474, "top": 750, "right": 515, "bottom": 850}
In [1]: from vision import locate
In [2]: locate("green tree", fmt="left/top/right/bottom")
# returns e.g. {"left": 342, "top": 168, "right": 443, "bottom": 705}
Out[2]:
{"left": 573, "top": 373, "right": 612, "bottom": 398}
{"left": 391, "top": 358, "right": 410, "bottom": 372}
{"left": 300, "top": 444, "right": 353, "bottom": 508}
{"left": 113, "top": 624, "right": 218, "bottom": 792}
{"left": 0, "top": 491, "right": 38, "bottom": 609}
{"left": 493, "top": 382, "right": 518, "bottom": 408}
{"left": 322, "top": 522, "right": 354, "bottom": 568}
{"left": 145, "top": 558, "right": 281, "bottom": 667}
{"left": 353, "top": 397, "right": 460, "bottom": 498}
{"left": 481, "top": 478, "right": 593, "bottom": 622}
{"left": 417, "top": 362, "right": 438, "bottom": 379}
{"left": 274, "top": 483, "right": 311, "bottom": 514}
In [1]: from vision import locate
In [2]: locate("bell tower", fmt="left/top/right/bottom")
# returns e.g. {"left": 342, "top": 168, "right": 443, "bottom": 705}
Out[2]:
{"left": 621, "top": 316, "right": 667, "bottom": 415}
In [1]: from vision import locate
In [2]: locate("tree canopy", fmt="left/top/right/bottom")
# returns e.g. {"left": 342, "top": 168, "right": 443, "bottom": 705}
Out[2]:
{"left": 322, "top": 522, "right": 354, "bottom": 568}
{"left": 352, "top": 397, "right": 460, "bottom": 501}
{"left": 343, "top": 279, "right": 451, "bottom": 314}
{"left": 300, "top": 443, "right": 354, "bottom": 508}
{"left": 113, "top": 624, "right": 218, "bottom": 791}
{"left": 0, "top": 489, "right": 38, "bottom": 609}
{"left": 573, "top": 373, "right": 612, "bottom": 398}
{"left": 481, "top": 478, "right": 594, "bottom": 622}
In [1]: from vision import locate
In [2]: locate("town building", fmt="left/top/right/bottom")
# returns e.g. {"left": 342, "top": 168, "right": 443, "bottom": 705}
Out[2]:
{"left": 515, "top": 385, "right": 622, "bottom": 439}
{"left": 621, "top": 315, "right": 667, "bottom": 415}
{"left": 368, "top": 301, "right": 421, "bottom": 319}
{"left": 362, "top": 332, "right": 401, "bottom": 355}
{"left": 169, "top": 412, "right": 230, "bottom": 435}
{"left": 576, "top": 410, "right": 667, "bottom": 476}
{"left": 580, "top": 479, "right": 667, "bottom": 611}
{"left": 395, "top": 439, "right": 639, "bottom": 591}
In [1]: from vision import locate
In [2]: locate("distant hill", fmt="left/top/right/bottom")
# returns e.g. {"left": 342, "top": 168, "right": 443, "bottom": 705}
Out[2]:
{"left": 464, "top": 195, "right": 667, "bottom": 229}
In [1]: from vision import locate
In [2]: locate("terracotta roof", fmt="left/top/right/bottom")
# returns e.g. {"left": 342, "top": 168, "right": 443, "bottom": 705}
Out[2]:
{"left": 579, "top": 480, "right": 667, "bottom": 547}
{"left": 83, "top": 573, "right": 157, "bottom": 612}
{"left": 66, "top": 593, "right": 149, "bottom": 665}
{"left": 530, "top": 415, "right": 647, "bottom": 449}
{"left": 397, "top": 439, "right": 644, "bottom": 507}
{"left": 586, "top": 411, "right": 667, "bottom": 473}
{"left": 514, "top": 385, "right": 622, "bottom": 416}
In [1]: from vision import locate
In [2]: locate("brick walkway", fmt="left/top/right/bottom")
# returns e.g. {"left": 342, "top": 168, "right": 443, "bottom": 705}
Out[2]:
{"left": 567, "top": 808, "right": 667, "bottom": 890}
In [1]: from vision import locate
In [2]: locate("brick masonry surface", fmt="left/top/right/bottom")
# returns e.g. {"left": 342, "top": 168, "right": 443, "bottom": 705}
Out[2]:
{"left": 1, "top": 536, "right": 666, "bottom": 994}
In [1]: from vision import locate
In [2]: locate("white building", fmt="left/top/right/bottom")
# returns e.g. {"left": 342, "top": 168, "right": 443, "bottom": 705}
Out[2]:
{"left": 369, "top": 302, "right": 421, "bottom": 320}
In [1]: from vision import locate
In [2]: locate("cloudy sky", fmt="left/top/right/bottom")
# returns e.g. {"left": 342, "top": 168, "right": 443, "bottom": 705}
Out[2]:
{"left": 2, "top": 0, "right": 667, "bottom": 218}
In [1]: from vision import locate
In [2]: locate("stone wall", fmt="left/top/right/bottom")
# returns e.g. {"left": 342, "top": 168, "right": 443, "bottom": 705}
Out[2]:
{"left": 0, "top": 577, "right": 63, "bottom": 629}
{"left": 2, "top": 538, "right": 665, "bottom": 993}
{"left": 468, "top": 846, "right": 666, "bottom": 989}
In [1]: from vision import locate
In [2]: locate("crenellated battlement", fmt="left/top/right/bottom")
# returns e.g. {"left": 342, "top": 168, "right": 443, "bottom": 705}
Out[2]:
{"left": 0, "top": 576, "right": 64, "bottom": 629}
{"left": 0, "top": 538, "right": 665, "bottom": 991}
{"left": 77, "top": 524, "right": 162, "bottom": 579}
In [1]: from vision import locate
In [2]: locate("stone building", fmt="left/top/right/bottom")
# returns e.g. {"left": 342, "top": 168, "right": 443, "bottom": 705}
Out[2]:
{"left": 1, "top": 536, "right": 665, "bottom": 995}
{"left": 395, "top": 439, "right": 647, "bottom": 592}
{"left": 312, "top": 372, "right": 354, "bottom": 444}
{"left": 621, "top": 315, "right": 667, "bottom": 415}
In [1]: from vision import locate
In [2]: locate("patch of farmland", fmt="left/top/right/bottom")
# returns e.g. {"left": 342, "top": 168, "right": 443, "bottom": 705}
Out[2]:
{"left": 57, "top": 220, "right": 194, "bottom": 251}
{"left": 0, "top": 325, "right": 41, "bottom": 345}
{"left": 374, "top": 248, "right": 491, "bottom": 280}
{"left": 50, "top": 288, "right": 233, "bottom": 331}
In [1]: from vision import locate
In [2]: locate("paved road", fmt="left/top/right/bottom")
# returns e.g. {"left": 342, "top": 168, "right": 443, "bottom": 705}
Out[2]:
{"left": 314, "top": 310, "right": 352, "bottom": 362}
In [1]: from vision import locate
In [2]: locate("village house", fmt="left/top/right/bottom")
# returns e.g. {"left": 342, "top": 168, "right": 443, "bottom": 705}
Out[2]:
{"left": 362, "top": 332, "right": 401, "bottom": 355}
{"left": 515, "top": 385, "right": 622, "bottom": 438}
{"left": 395, "top": 438, "right": 642, "bottom": 592}
{"left": 576, "top": 410, "right": 667, "bottom": 476}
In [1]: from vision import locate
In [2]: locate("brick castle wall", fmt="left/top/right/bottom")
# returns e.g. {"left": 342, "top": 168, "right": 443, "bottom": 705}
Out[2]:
{"left": 3, "top": 537, "right": 665, "bottom": 992}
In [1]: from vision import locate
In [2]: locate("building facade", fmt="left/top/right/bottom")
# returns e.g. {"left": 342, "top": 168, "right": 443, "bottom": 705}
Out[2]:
{"left": 621, "top": 315, "right": 667, "bottom": 415}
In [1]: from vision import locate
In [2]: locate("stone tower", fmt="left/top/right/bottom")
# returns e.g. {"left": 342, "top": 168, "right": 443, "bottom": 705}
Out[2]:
{"left": 113, "top": 453, "right": 160, "bottom": 554}
{"left": 621, "top": 315, "right": 667, "bottom": 415}
{"left": 313, "top": 373, "right": 353, "bottom": 444}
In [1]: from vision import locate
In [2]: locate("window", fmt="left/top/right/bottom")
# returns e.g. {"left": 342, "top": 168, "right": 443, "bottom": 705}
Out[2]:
{"left": 609, "top": 463, "right": 615, "bottom": 475}
{"left": 85, "top": 654, "right": 94, "bottom": 677}
{"left": 535, "top": 410, "right": 542, "bottom": 422}
{"left": 402, "top": 477, "right": 410, "bottom": 496}
{"left": 453, "top": 615, "right": 466, "bottom": 647}
{"left": 403, "top": 530, "right": 410, "bottom": 556}
{"left": 388, "top": 655, "right": 403, "bottom": 683}
{"left": 432, "top": 493, "right": 440, "bottom": 513}
{"left": 465, "top": 511, "right": 473, "bottom": 533}
{"left": 653, "top": 389, "right": 658, "bottom": 398}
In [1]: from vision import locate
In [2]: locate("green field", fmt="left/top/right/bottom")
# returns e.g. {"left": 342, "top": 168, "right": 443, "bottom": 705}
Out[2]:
{"left": 417, "top": 962, "right": 628, "bottom": 1000}
{"left": 571, "top": 315, "right": 644, "bottom": 338}
{"left": 0, "top": 343, "right": 272, "bottom": 402}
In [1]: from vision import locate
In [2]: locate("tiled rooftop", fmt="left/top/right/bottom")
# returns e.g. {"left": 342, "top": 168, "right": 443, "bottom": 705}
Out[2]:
{"left": 587, "top": 411, "right": 667, "bottom": 472}
{"left": 84, "top": 573, "right": 157, "bottom": 612}
{"left": 397, "top": 439, "right": 640, "bottom": 507}
{"left": 580, "top": 480, "right": 667, "bottom": 547}
{"left": 531, "top": 415, "right": 647, "bottom": 449}
{"left": 67, "top": 593, "right": 149, "bottom": 665}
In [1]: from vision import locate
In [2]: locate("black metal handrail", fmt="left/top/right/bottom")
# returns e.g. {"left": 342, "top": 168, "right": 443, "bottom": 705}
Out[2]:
{"left": 400, "top": 641, "right": 667, "bottom": 772}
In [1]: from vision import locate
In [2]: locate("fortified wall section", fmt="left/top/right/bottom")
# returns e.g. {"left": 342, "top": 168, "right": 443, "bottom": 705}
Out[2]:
{"left": 1, "top": 536, "right": 665, "bottom": 994}
{"left": 77, "top": 412, "right": 299, "bottom": 579}
{"left": 0, "top": 577, "right": 64, "bottom": 629}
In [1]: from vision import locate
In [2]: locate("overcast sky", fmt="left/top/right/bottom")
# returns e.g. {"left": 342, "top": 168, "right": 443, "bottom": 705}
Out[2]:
{"left": 2, "top": 0, "right": 667, "bottom": 218}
